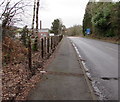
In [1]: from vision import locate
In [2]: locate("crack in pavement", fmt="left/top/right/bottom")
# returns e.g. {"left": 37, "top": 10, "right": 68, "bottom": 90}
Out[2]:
{"left": 45, "top": 71, "right": 84, "bottom": 77}
{"left": 90, "top": 77, "right": 118, "bottom": 81}
{"left": 100, "top": 77, "right": 118, "bottom": 80}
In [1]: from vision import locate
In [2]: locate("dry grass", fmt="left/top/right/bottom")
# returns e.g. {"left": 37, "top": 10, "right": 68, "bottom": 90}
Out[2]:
{"left": 81, "top": 35, "right": 119, "bottom": 44}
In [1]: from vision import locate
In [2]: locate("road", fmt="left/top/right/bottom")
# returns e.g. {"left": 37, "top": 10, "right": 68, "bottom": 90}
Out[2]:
{"left": 69, "top": 37, "right": 118, "bottom": 100}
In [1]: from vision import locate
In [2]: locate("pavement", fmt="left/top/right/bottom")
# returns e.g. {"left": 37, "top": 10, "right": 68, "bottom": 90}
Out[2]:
{"left": 69, "top": 37, "right": 118, "bottom": 100}
{"left": 27, "top": 37, "right": 94, "bottom": 100}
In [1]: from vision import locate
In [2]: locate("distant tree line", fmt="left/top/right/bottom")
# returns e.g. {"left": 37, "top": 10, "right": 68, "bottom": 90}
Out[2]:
{"left": 83, "top": 1, "right": 120, "bottom": 39}
{"left": 65, "top": 25, "right": 83, "bottom": 36}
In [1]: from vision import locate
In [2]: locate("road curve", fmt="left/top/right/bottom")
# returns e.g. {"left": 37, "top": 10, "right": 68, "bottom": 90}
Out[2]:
{"left": 69, "top": 37, "right": 118, "bottom": 100}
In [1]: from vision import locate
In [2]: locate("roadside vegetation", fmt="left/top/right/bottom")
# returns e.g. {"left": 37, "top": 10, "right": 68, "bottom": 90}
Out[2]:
{"left": 83, "top": 1, "right": 120, "bottom": 44}
{"left": 49, "top": 19, "right": 66, "bottom": 35}
{"left": 0, "top": 0, "right": 41, "bottom": 100}
{"left": 65, "top": 25, "right": 82, "bottom": 36}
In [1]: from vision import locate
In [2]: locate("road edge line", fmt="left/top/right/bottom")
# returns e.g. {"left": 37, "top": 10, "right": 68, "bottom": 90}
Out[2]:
{"left": 69, "top": 38, "right": 98, "bottom": 100}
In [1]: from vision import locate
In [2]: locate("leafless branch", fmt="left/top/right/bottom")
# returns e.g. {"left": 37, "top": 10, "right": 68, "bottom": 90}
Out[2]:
{"left": 1, "top": 0, "right": 32, "bottom": 38}
{"left": 0, "top": 0, "right": 5, "bottom": 7}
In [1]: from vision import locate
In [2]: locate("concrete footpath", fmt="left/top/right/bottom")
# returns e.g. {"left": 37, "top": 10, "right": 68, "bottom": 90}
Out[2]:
{"left": 28, "top": 37, "right": 94, "bottom": 100}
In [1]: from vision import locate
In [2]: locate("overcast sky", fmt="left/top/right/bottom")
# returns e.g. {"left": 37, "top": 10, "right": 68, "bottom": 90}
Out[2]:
{"left": 28, "top": 0, "right": 119, "bottom": 29}
{"left": 0, "top": 0, "right": 119, "bottom": 29}
{"left": 14, "top": 0, "right": 89, "bottom": 29}
{"left": 39, "top": 0, "right": 89, "bottom": 29}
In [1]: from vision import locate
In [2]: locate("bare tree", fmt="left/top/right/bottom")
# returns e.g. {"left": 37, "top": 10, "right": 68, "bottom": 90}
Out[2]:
{"left": 31, "top": 0, "right": 36, "bottom": 35}
{"left": 0, "top": 0, "right": 29, "bottom": 38}
{"left": 36, "top": 0, "right": 40, "bottom": 35}
{"left": 31, "top": 0, "right": 40, "bottom": 35}
{"left": 28, "top": 0, "right": 40, "bottom": 73}
{"left": 0, "top": 0, "right": 5, "bottom": 7}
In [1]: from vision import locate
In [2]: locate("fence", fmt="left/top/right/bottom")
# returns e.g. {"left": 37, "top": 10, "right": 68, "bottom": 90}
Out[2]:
{"left": 40, "top": 35, "right": 63, "bottom": 59}
{"left": 2, "top": 33, "right": 63, "bottom": 100}
{"left": 2, "top": 34, "right": 63, "bottom": 73}
{"left": 30, "top": 35, "right": 63, "bottom": 73}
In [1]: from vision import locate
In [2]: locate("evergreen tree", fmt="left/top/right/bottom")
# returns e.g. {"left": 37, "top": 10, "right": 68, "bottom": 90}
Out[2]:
{"left": 83, "top": 1, "right": 119, "bottom": 38}
{"left": 51, "top": 19, "right": 62, "bottom": 35}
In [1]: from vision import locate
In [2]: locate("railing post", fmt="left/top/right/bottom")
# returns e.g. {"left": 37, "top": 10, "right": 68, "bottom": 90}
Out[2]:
{"left": 53, "top": 36, "right": 55, "bottom": 50}
{"left": 44, "top": 37, "right": 46, "bottom": 59}
{"left": 47, "top": 37, "right": 49, "bottom": 55}
{"left": 51, "top": 36, "right": 53, "bottom": 51}
{"left": 28, "top": 36, "right": 32, "bottom": 72}
{"left": 41, "top": 38, "right": 44, "bottom": 59}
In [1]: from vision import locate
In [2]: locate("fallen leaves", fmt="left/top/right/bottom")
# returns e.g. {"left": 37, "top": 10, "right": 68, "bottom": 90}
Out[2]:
{"left": 2, "top": 63, "right": 30, "bottom": 100}
{"left": 2, "top": 36, "right": 55, "bottom": 100}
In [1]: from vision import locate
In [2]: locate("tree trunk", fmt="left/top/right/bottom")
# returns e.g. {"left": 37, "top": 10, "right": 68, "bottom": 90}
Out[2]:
{"left": 36, "top": 0, "right": 40, "bottom": 35}
{"left": 31, "top": 0, "right": 36, "bottom": 35}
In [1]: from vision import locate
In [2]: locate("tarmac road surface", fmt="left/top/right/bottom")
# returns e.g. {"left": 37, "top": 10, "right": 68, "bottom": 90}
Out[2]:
{"left": 69, "top": 37, "right": 118, "bottom": 100}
